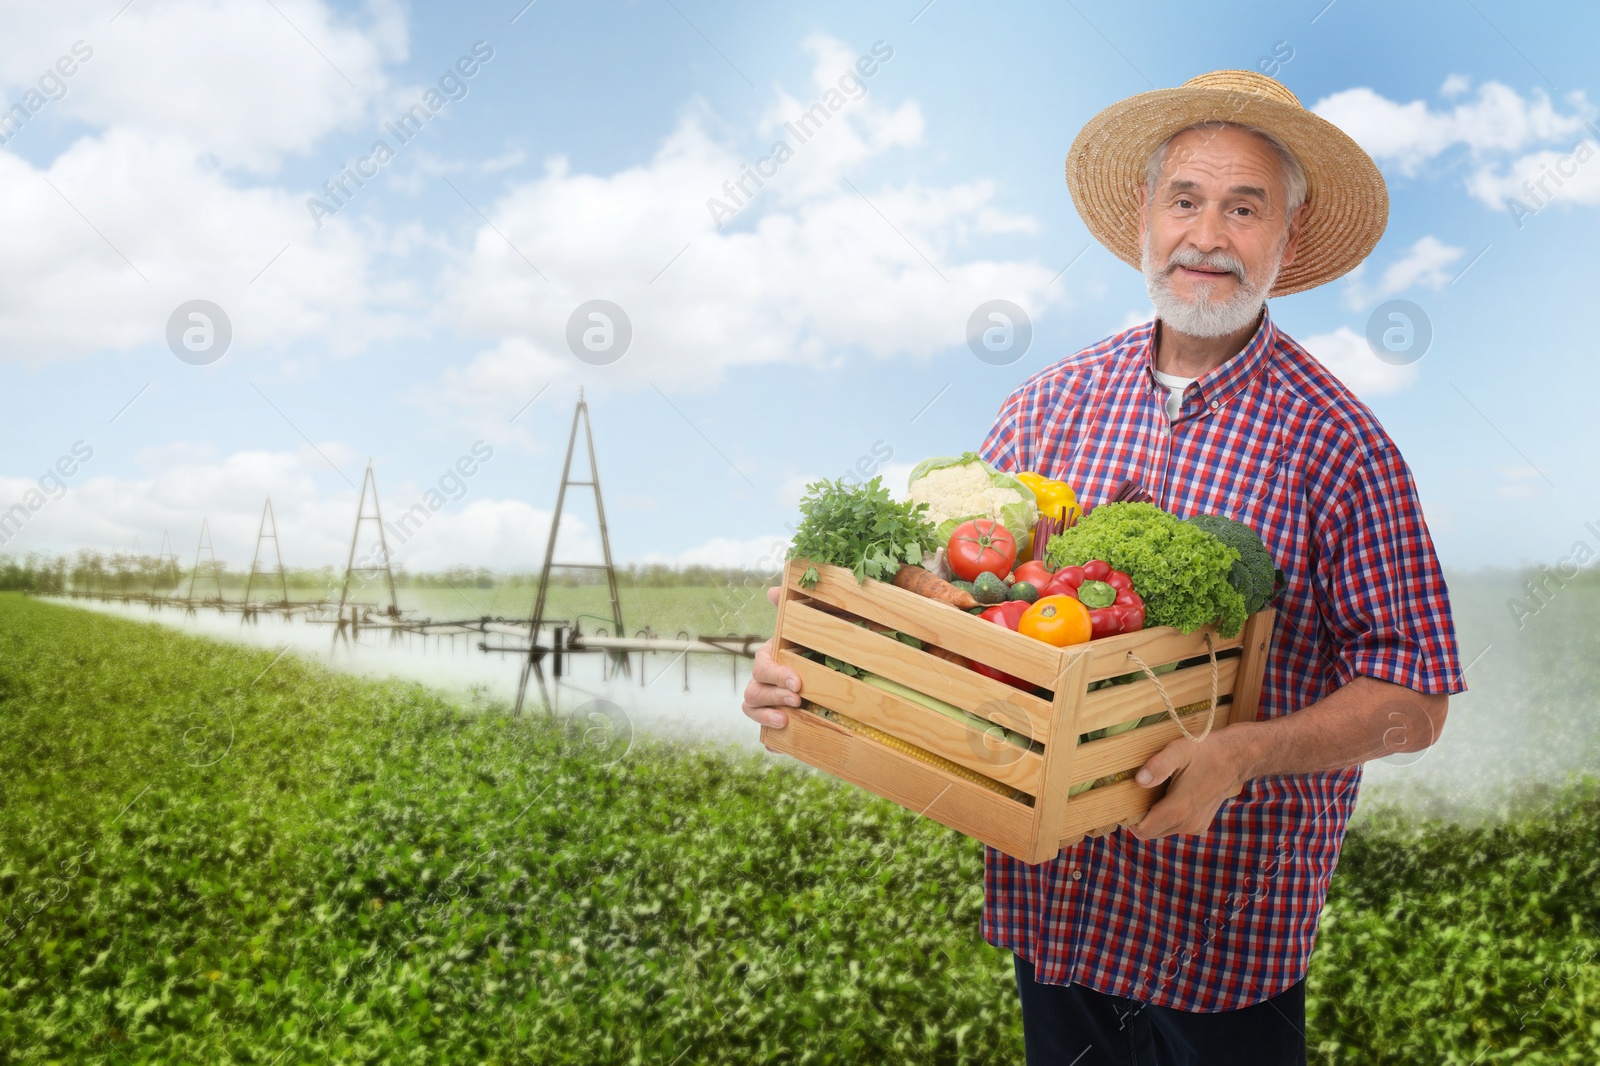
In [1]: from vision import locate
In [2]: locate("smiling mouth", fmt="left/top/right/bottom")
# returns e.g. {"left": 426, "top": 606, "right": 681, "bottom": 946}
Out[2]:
{"left": 1174, "top": 265, "right": 1237, "bottom": 280}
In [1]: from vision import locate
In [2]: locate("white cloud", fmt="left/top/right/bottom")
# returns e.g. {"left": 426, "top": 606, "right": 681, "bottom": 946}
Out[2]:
{"left": 1312, "top": 81, "right": 1595, "bottom": 177}
{"left": 1311, "top": 80, "right": 1600, "bottom": 225}
{"left": 637, "top": 533, "right": 791, "bottom": 570}
{"left": 0, "top": 130, "right": 412, "bottom": 363}
{"left": 1300, "top": 326, "right": 1420, "bottom": 398}
{"left": 878, "top": 461, "right": 917, "bottom": 500}
{"left": 0, "top": 0, "right": 405, "bottom": 172}
{"left": 1340, "top": 235, "right": 1464, "bottom": 311}
{"left": 386, "top": 498, "right": 590, "bottom": 572}
{"left": 1464, "top": 140, "right": 1600, "bottom": 217}
{"left": 0, "top": 0, "right": 432, "bottom": 365}
{"left": 432, "top": 36, "right": 1066, "bottom": 407}
{"left": 0, "top": 446, "right": 583, "bottom": 572}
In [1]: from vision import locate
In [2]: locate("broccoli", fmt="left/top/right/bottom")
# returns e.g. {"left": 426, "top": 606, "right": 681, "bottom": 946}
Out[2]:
{"left": 1184, "top": 513, "right": 1284, "bottom": 615}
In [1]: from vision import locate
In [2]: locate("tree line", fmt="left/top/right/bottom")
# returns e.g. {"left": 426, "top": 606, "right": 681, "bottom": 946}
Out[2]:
{"left": 0, "top": 552, "right": 778, "bottom": 595}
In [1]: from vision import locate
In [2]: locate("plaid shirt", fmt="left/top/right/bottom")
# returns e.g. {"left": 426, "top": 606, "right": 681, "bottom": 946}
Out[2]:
{"left": 977, "top": 305, "right": 1463, "bottom": 1012}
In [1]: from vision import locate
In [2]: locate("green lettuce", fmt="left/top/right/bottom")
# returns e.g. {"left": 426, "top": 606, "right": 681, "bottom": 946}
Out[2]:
{"left": 1044, "top": 502, "right": 1248, "bottom": 637}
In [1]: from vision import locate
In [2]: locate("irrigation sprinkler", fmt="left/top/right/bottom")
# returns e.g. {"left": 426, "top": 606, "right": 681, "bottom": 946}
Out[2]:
{"left": 242, "top": 498, "right": 291, "bottom": 621}
{"left": 185, "top": 518, "right": 225, "bottom": 610}
{"left": 48, "top": 392, "right": 767, "bottom": 705}
{"left": 334, "top": 463, "right": 402, "bottom": 648}
{"left": 513, "top": 388, "right": 629, "bottom": 715}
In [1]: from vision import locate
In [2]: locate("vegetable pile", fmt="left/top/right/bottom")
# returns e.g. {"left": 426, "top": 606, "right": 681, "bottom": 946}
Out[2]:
{"left": 780, "top": 465, "right": 1286, "bottom": 801}
{"left": 1044, "top": 501, "right": 1250, "bottom": 638}
{"left": 785, "top": 467, "right": 1282, "bottom": 643}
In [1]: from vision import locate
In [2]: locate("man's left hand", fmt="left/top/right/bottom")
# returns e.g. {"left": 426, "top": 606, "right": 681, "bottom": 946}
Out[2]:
{"left": 1128, "top": 725, "right": 1254, "bottom": 841}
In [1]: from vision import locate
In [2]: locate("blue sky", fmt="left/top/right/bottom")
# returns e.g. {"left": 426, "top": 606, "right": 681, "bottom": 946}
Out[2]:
{"left": 2, "top": 0, "right": 1596, "bottom": 574}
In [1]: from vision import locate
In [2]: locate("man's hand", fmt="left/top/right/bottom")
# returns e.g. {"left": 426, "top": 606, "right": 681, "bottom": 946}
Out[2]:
{"left": 741, "top": 586, "right": 800, "bottom": 731}
{"left": 1126, "top": 677, "right": 1449, "bottom": 841}
{"left": 1129, "top": 727, "right": 1251, "bottom": 841}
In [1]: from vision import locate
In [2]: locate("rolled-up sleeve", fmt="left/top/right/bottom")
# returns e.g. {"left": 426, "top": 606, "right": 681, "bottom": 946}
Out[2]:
{"left": 1312, "top": 438, "right": 1465, "bottom": 695}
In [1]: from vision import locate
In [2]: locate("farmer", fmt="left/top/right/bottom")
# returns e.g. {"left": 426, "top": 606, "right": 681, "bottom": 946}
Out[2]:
{"left": 742, "top": 70, "right": 1462, "bottom": 1064}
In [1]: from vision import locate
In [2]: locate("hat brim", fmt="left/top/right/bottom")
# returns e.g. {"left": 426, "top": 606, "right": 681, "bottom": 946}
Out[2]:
{"left": 1065, "top": 83, "right": 1388, "bottom": 298}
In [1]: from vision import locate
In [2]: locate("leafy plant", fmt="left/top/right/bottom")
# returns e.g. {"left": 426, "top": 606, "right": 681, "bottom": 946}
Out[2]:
{"left": 787, "top": 476, "right": 941, "bottom": 586}
{"left": 3, "top": 594, "right": 1600, "bottom": 1064}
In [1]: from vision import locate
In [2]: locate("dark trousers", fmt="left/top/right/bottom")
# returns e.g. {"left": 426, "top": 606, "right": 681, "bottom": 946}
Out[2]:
{"left": 1013, "top": 953, "right": 1307, "bottom": 1066}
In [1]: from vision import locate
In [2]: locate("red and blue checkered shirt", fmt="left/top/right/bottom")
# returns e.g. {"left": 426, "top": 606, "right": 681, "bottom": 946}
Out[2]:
{"left": 977, "top": 305, "right": 1463, "bottom": 1012}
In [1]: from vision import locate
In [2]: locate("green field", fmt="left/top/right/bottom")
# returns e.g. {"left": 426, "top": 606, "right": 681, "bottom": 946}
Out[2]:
{"left": 389, "top": 584, "right": 778, "bottom": 638}
{"left": 2, "top": 593, "right": 1597, "bottom": 1063}
{"left": 78, "top": 583, "right": 780, "bottom": 640}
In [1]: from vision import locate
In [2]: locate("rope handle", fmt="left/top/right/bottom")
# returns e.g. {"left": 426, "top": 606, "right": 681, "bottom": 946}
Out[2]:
{"left": 1124, "top": 633, "right": 1219, "bottom": 742}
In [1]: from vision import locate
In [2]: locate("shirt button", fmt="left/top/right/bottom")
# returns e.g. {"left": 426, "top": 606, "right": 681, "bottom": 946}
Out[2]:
{"left": 1210, "top": 400, "right": 1220, "bottom": 409}
{"left": 1071, "top": 869, "right": 1083, "bottom": 882}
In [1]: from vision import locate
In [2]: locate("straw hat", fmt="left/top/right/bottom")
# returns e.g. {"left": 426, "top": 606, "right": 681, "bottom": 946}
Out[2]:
{"left": 1065, "top": 69, "right": 1388, "bottom": 298}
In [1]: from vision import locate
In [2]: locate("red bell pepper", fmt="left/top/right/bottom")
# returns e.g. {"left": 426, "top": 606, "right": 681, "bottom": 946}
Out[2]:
{"left": 981, "top": 600, "right": 1030, "bottom": 630}
{"left": 971, "top": 600, "right": 1031, "bottom": 688}
{"left": 1051, "top": 559, "right": 1146, "bottom": 637}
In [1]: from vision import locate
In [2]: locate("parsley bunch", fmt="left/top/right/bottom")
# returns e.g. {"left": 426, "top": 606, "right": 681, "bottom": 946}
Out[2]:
{"left": 787, "top": 476, "right": 942, "bottom": 587}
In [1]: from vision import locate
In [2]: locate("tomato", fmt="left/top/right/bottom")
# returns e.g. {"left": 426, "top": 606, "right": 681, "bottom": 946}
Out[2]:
{"left": 1018, "top": 595, "right": 1093, "bottom": 647}
{"left": 971, "top": 660, "right": 1028, "bottom": 688}
{"left": 1011, "top": 560, "right": 1055, "bottom": 588}
{"left": 1082, "top": 559, "right": 1111, "bottom": 581}
{"left": 1087, "top": 607, "right": 1122, "bottom": 640}
{"left": 947, "top": 519, "right": 1017, "bottom": 582}
{"left": 1105, "top": 570, "right": 1133, "bottom": 592}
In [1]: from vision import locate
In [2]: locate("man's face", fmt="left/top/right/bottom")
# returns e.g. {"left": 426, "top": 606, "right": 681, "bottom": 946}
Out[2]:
{"left": 1138, "top": 126, "right": 1305, "bottom": 338}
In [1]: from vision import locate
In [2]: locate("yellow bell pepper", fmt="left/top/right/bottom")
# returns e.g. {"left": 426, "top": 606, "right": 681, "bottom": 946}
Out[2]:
{"left": 1016, "top": 471, "right": 1082, "bottom": 526}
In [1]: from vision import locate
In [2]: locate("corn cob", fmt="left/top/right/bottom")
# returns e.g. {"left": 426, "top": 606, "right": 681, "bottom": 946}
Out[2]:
{"left": 808, "top": 703, "right": 1032, "bottom": 805}
{"left": 1070, "top": 699, "right": 1219, "bottom": 795}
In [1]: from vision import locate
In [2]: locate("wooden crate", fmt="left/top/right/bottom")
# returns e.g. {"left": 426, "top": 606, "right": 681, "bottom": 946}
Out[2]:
{"left": 760, "top": 559, "right": 1275, "bottom": 864}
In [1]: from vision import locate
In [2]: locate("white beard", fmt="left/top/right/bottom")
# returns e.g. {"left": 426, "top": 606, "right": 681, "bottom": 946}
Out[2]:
{"left": 1142, "top": 231, "right": 1286, "bottom": 339}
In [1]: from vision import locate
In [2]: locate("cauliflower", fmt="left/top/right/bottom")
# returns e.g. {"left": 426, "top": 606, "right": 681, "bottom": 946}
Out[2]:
{"left": 906, "top": 452, "right": 1038, "bottom": 543}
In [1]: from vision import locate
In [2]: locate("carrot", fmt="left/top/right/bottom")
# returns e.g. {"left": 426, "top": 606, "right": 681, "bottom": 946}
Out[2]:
{"left": 926, "top": 644, "right": 971, "bottom": 668}
{"left": 892, "top": 564, "right": 979, "bottom": 609}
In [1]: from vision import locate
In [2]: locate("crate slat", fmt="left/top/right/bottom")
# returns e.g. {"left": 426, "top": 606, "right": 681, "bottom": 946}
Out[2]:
{"left": 786, "top": 560, "right": 1067, "bottom": 689}
{"left": 779, "top": 649, "right": 1046, "bottom": 794}
{"left": 1083, "top": 623, "right": 1244, "bottom": 682}
{"left": 1058, "top": 776, "right": 1157, "bottom": 845}
{"left": 782, "top": 599, "right": 1057, "bottom": 741}
{"left": 1077, "top": 656, "right": 1241, "bottom": 735}
{"left": 1023, "top": 651, "right": 1094, "bottom": 863}
{"left": 1225, "top": 609, "right": 1275, "bottom": 725}
{"left": 1068, "top": 702, "right": 1234, "bottom": 786}
{"left": 760, "top": 706, "right": 1041, "bottom": 860}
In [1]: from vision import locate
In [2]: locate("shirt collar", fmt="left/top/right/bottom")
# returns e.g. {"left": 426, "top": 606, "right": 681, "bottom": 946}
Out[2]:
{"left": 1142, "top": 304, "right": 1277, "bottom": 416}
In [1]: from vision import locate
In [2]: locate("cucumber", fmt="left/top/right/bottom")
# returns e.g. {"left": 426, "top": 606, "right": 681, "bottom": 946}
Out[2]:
{"left": 972, "top": 571, "right": 1009, "bottom": 605}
